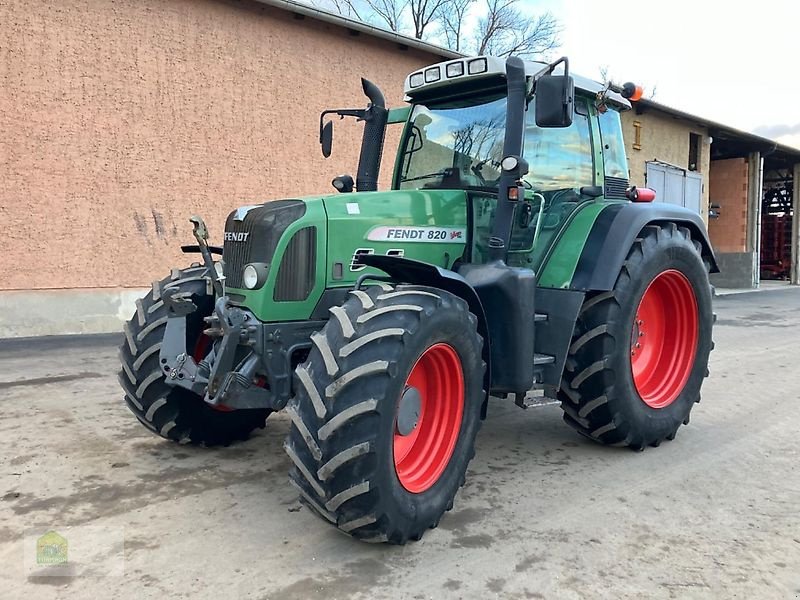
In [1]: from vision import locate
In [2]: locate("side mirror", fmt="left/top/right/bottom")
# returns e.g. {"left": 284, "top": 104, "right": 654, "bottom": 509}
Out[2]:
{"left": 331, "top": 174, "right": 354, "bottom": 193}
{"left": 535, "top": 75, "right": 574, "bottom": 128}
{"left": 579, "top": 185, "right": 603, "bottom": 198}
{"left": 321, "top": 121, "right": 333, "bottom": 158}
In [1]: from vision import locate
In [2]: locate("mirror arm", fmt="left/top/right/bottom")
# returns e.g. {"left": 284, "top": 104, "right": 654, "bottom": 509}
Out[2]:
{"left": 529, "top": 56, "right": 570, "bottom": 99}
{"left": 318, "top": 108, "right": 368, "bottom": 144}
{"left": 321, "top": 108, "right": 367, "bottom": 121}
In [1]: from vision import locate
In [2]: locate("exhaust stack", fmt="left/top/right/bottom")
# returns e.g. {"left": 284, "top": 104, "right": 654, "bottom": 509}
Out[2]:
{"left": 356, "top": 79, "right": 388, "bottom": 192}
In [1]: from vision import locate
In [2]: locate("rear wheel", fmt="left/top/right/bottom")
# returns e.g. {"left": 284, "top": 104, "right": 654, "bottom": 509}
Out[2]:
{"left": 284, "top": 284, "right": 485, "bottom": 544}
{"left": 118, "top": 265, "right": 270, "bottom": 445}
{"left": 559, "top": 223, "right": 713, "bottom": 449}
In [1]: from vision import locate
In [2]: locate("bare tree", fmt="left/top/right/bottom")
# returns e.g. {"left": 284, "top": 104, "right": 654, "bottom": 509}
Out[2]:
{"left": 474, "top": 1, "right": 560, "bottom": 57}
{"left": 320, "top": 0, "right": 561, "bottom": 55}
{"left": 316, "top": 0, "right": 436, "bottom": 37}
{"left": 317, "top": 0, "right": 364, "bottom": 20}
{"left": 440, "top": 0, "right": 475, "bottom": 52}
{"left": 407, "top": 0, "right": 447, "bottom": 39}
{"left": 363, "top": 0, "right": 407, "bottom": 32}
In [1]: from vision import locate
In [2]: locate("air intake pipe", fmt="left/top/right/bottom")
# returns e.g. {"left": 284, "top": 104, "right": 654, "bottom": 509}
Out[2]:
{"left": 356, "top": 79, "right": 388, "bottom": 192}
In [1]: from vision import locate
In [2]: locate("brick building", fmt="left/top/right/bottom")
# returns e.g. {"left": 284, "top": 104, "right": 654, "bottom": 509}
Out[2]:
{"left": 620, "top": 100, "right": 800, "bottom": 289}
{"left": 0, "top": 0, "right": 798, "bottom": 337}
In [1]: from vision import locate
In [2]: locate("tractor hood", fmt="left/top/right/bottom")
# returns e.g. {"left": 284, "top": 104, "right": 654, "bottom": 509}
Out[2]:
{"left": 222, "top": 189, "right": 469, "bottom": 323}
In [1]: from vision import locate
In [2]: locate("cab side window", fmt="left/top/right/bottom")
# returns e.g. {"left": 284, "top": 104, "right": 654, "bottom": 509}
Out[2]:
{"left": 523, "top": 97, "right": 594, "bottom": 191}
{"left": 597, "top": 108, "right": 628, "bottom": 180}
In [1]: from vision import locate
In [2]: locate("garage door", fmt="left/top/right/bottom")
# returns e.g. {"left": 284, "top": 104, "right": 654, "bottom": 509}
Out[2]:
{"left": 645, "top": 162, "right": 703, "bottom": 214}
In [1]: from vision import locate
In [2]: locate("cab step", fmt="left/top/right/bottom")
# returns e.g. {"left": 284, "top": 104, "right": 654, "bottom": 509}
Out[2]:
{"left": 514, "top": 389, "right": 558, "bottom": 409}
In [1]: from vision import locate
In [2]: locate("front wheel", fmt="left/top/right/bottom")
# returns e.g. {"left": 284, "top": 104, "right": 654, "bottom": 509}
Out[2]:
{"left": 284, "top": 284, "right": 485, "bottom": 544}
{"left": 118, "top": 265, "right": 271, "bottom": 445}
{"left": 559, "top": 223, "right": 714, "bottom": 449}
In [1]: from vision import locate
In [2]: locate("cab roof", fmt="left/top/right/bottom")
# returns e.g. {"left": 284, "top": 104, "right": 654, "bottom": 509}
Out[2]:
{"left": 404, "top": 56, "right": 631, "bottom": 110}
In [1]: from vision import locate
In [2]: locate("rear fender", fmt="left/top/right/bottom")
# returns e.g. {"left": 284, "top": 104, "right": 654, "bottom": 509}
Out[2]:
{"left": 570, "top": 202, "right": 719, "bottom": 291}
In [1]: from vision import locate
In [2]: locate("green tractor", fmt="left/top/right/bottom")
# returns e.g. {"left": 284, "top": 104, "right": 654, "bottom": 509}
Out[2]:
{"left": 118, "top": 56, "right": 716, "bottom": 544}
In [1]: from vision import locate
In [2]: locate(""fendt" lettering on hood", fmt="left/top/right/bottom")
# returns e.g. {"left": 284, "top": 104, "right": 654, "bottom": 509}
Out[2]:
{"left": 224, "top": 232, "right": 250, "bottom": 242}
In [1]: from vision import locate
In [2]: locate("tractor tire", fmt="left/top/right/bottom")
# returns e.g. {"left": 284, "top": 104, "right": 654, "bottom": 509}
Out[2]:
{"left": 559, "top": 223, "right": 714, "bottom": 450}
{"left": 284, "top": 284, "right": 485, "bottom": 544}
{"left": 118, "top": 265, "right": 270, "bottom": 445}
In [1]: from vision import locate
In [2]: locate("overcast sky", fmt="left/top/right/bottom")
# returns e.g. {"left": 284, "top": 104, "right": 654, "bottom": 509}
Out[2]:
{"left": 312, "top": 0, "right": 798, "bottom": 148}
{"left": 535, "top": 0, "right": 800, "bottom": 149}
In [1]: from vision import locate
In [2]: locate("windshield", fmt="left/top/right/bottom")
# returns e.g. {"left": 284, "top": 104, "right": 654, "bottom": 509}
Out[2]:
{"left": 397, "top": 95, "right": 507, "bottom": 191}
{"left": 397, "top": 93, "right": 598, "bottom": 271}
{"left": 397, "top": 95, "right": 596, "bottom": 195}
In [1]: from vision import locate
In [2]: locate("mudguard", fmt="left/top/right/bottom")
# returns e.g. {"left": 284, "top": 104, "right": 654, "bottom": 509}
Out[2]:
{"left": 570, "top": 202, "right": 719, "bottom": 291}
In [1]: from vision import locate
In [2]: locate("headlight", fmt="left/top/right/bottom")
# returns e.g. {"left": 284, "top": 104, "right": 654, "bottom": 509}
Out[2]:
{"left": 409, "top": 72, "right": 424, "bottom": 88}
{"left": 468, "top": 58, "right": 488, "bottom": 74}
{"left": 446, "top": 61, "right": 464, "bottom": 78}
{"left": 213, "top": 261, "right": 225, "bottom": 279}
{"left": 424, "top": 67, "right": 441, "bottom": 83}
{"left": 501, "top": 155, "right": 519, "bottom": 171}
{"left": 242, "top": 263, "right": 269, "bottom": 289}
{"left": 243, "top": 264, "right": 259, "bottom": 289}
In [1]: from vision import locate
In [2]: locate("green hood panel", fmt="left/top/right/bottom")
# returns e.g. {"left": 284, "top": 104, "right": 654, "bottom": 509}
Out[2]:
{"left": 324, "top": 189, "right": 468, "bottom": 288}
{"left": 227, "top": 189, "right": 468, "bottom": 323}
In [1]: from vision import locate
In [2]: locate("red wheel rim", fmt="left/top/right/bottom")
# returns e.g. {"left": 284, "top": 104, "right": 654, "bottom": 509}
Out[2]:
{"left": 393, "top": 343, "right": 464, "bottom": 493}
{"left": 192, "top": 335, "right": 211, "bottom": 363}
{"left": 631, "top": 269, "right": 699, "bottom": 409}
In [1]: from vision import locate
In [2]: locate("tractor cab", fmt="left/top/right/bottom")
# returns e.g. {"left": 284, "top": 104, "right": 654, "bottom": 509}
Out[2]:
{"left": 321, "top": 56, "right": 635, "bottom": 274}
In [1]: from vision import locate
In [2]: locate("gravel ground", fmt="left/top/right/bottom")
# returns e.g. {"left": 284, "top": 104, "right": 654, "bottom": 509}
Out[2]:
{"left": 1, "top": 287, "right": 799, "bottom": 599}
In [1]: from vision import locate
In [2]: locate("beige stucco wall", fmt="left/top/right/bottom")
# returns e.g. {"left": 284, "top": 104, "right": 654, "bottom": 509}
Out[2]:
{"left": 0, "top": 0, "right": 444, "bottom": 292}
{"left": 621, "top": 108, "right": 710, "bottom": 222}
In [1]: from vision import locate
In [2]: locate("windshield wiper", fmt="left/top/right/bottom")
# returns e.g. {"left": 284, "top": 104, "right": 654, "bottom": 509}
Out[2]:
{"left": 400, "top": 170, "right": 450, "bottom": 183}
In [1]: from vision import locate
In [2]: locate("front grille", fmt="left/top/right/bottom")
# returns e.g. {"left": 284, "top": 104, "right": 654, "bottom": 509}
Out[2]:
{"left": 274, "top": 227, "right": 317, "bottom": 301}
{"left": 604, "top": 176, "right": 629, "bottom": 200}
{"left": 223, "top": 200, "right": 306, "bottom": 288}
